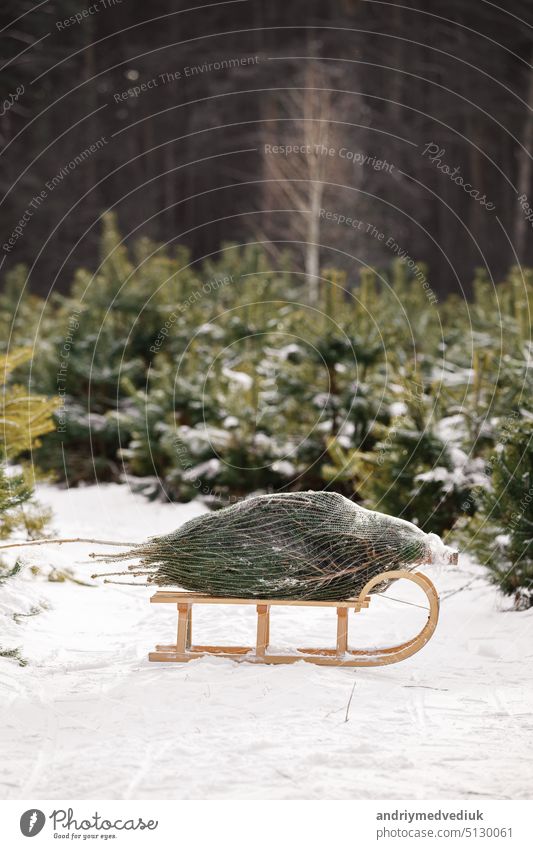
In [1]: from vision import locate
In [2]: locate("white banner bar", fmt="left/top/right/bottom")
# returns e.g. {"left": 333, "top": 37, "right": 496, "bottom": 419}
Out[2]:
{"left": 1, "top": 799, "right": 531, "bottom": 848}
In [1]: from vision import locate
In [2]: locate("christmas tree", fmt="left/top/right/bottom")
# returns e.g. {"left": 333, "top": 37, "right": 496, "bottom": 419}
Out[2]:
{"left": 93, "top": 491, "right": 457, "bottom": 600}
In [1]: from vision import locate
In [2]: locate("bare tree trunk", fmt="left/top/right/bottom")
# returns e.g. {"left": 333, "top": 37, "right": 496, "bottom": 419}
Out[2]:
{"left": 258, "top": 61, "right": 357, "bottom": 305}
{"left": 83, "top": 25, "right": 97, "bottom": 196}
{"left": 306, "top": 180, "right": 322, "bottom": 304}
{"left": 515, "top": 48, "right": 533, "bottom": 261}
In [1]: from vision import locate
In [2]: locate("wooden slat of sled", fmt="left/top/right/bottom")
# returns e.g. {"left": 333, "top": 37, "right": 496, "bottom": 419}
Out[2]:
{"left": 148, "top": 570, "right": 439, "bottom": 668}
{"left": 151, "top": 592, "right": 371, "bottom": 610}
{"left": 147, "top": 651, "right": 431, "bottom": 667}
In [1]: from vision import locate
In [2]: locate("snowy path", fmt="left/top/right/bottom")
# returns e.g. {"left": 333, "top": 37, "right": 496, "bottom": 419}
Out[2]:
{"left": 1, "top": 484, "right": 532, "bottom": 799}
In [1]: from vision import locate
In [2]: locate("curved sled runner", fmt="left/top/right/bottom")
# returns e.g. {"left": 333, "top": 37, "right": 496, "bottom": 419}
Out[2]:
{"left": 148, "top": 569, "right": 439, "bottom": 667}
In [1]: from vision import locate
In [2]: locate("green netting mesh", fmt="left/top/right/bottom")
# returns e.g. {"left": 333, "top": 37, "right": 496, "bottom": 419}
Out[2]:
{"left": 93, "top": 491, "right": 457, "bottom": 600}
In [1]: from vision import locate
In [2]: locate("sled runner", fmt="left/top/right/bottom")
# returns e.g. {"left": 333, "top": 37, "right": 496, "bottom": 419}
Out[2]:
{"left": 148, "top": 569, "right": 439, "bottom": 667}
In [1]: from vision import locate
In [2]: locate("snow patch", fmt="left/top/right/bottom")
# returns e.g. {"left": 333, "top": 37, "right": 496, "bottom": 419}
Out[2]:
{"left": 0, "top": 484, "right": 531, "bottom": 800}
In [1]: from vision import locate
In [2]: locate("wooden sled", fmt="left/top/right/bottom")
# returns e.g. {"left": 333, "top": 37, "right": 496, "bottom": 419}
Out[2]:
{"left": 148, "top": 569, "right": 439, "bottom": 667}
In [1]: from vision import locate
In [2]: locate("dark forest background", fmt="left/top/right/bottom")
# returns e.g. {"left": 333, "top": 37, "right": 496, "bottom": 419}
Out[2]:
{"left": 2, "top": 0, "right": 533, "bottom": 296}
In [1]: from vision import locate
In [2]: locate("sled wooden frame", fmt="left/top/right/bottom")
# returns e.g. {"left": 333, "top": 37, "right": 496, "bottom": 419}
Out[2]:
{"left": 148, "top": 569, "right": 439, "bottom": 667}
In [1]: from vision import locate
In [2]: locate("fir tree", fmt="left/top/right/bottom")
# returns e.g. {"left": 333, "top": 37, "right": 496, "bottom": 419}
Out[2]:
{"left": 0, "top": 347, "right": 56, "bottom": 539}
{"left": 0, "top": 348, "right": 57, "bottom": 665}
{"left": 468, "top": 420, "right": 533, "bottom": 609}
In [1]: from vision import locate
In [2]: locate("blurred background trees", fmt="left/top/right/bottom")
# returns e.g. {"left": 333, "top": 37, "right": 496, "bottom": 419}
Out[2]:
{"left": 2, "top": 1, "right": 533, "bottom": 294}
{"left": 2, "top": 217, "right": 532, "bottom": 534}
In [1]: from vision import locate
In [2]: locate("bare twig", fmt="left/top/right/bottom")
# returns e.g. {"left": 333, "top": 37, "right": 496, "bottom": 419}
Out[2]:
{"left": 344, "top": 680, "right": 357, "bottom": 722}
{"left": 91, "top": 570, "right": 154, "bottom": 579}
{"left": 102, "top": 579, "right": 150, "bottom": 586}
{"left": 0, "top": 537, "right": 137, "bottom": 550}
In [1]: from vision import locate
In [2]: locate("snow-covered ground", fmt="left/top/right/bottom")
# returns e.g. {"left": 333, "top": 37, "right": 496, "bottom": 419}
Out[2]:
{"left": 1, "top": 484, "right": 532, "bottom": 800}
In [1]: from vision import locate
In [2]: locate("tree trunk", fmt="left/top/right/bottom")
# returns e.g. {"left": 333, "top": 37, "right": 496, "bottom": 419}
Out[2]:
{"left": 306, "top": 181, "right": 322, "bottom": 304}
{"left": 515, "top": 48, "right": 533, "bottom": 262}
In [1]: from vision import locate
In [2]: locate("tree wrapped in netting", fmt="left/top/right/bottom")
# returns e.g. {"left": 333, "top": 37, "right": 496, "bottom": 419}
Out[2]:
{"left": 93, "top": 491, "right": 457, "bottom": 600}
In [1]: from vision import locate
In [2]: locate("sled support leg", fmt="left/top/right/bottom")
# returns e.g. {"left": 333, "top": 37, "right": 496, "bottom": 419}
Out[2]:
{"left": 176, "top": 603, "right": 192, "bottom": 654}
{"left": 336, "top": 607, "right": 349, "bottom": 656}
{"left": 256, "top": 604, "right": 270, "bottom": 657}
{"left": 187, "top": 605, "right": 192, "bottom": 650}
